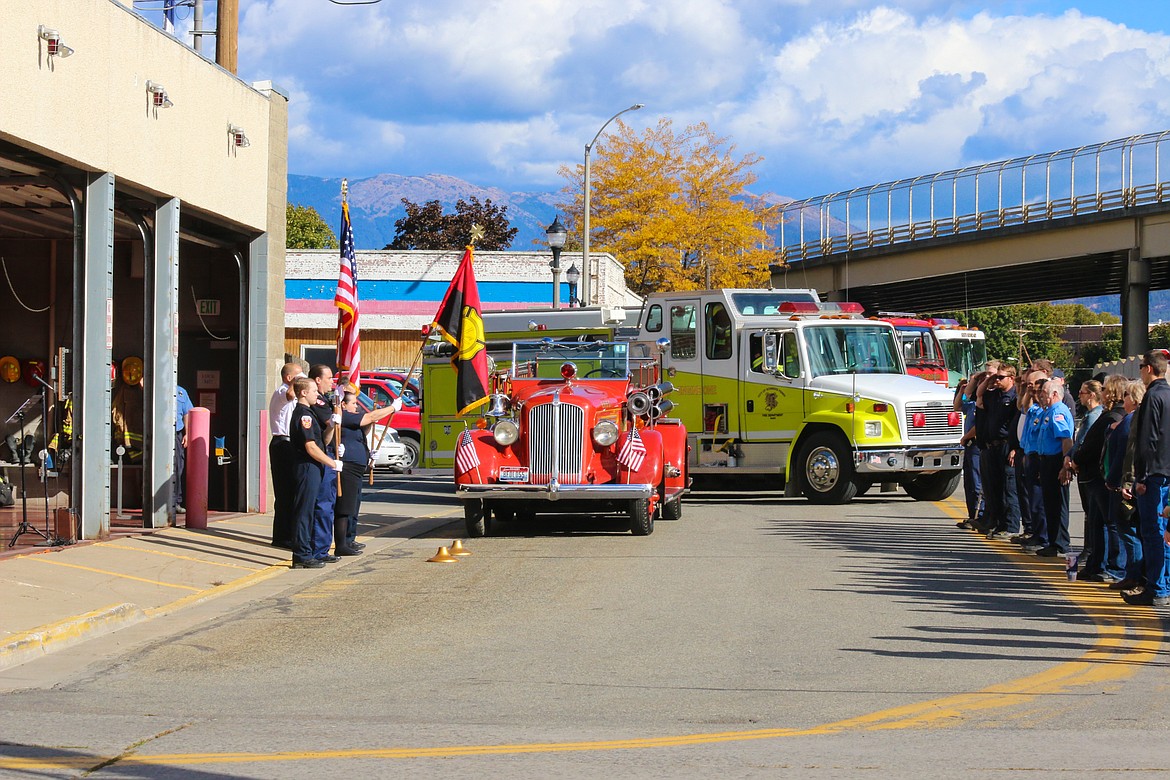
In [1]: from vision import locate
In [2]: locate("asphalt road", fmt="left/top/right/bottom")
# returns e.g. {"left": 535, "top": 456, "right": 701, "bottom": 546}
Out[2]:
{"left": 1, "top": 474, "right": 1168, "bottom": 778}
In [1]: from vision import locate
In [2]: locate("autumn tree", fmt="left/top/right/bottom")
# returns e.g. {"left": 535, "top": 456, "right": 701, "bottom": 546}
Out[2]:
{"left": 934, "top": 303, "right": 1120, "bottom": 369}
{"left": 558, "top": 118, "right": 777, "bottom": 296}
{"left": 286, "top": 203, "right": 338, "bottom": 249}
{"left": 386, "top": 197, "right": 517, "bottom": 250}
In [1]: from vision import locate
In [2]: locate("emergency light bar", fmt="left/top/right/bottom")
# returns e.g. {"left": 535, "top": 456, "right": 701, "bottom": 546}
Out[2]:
{"left": 777, "top": 301, "right": 866, "bottom": 317}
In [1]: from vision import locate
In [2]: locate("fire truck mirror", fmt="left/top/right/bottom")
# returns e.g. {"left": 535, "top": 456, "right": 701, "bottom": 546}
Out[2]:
{"left": 763, "top": 332, "right": 780, "bottom": 373}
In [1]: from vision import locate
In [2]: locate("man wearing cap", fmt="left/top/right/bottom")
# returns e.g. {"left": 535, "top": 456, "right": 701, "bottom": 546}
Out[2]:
{"left": 1127, "top": 350, "right": 1170, "bottom": 606}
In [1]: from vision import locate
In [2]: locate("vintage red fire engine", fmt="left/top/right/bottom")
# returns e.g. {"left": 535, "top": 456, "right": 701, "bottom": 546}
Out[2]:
{"left": 455, "top": 338, "right": 689, "bottom": 536}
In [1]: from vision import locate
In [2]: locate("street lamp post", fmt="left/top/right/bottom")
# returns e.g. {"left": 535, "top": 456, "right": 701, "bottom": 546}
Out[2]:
{"left": 583, "top": 102, "right": 643, "bottom": 307}
{"left": 565, "top": 263, "right": 580, "bottom": 308}
{"left": 545, "top": 215, "right": 567, "bottom": 308}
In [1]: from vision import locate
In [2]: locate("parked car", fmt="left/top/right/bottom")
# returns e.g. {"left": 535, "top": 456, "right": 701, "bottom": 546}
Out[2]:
{"left": 352, "top": 385, "right": 420, "bottom": 471}
{"left": 369, "top": 427, "right": 411, "bottom": 472}
{"left": 366, "top": 369, "right": 421, "bottom": 401}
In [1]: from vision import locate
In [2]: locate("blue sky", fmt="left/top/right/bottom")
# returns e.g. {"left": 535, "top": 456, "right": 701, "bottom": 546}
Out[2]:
{"left": 166, "top": 1, "right": 1170, "bottom": 202}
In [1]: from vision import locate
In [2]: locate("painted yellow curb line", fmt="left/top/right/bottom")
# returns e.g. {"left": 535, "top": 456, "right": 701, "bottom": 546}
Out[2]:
{"left": 0, "top": 603, "right": 145, "bottom": 672}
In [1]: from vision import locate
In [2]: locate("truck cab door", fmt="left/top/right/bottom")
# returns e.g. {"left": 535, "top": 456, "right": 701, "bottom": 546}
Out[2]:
{"left": 659, "top": 299, "right": 704, "bottom": 436}
{"left": 740, "top": 330, "right": 804, "bottom": 461}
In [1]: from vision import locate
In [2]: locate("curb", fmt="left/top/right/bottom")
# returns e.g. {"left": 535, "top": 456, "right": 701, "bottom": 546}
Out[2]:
{"left": 0, "top": 603, "right": 146, "bottom": 672}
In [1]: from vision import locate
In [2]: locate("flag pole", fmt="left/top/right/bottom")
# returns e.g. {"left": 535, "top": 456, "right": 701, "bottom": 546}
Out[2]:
{"left": 369, "top": 224, "right": 486, "bottom": 483}
{"left": 337, "top": 178, "right": 348, "bottom": 499}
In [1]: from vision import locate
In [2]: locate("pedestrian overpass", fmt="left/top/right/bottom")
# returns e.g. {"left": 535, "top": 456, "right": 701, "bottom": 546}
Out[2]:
{"left": 768, "top": 130, "right": 1170, "bottom": 355}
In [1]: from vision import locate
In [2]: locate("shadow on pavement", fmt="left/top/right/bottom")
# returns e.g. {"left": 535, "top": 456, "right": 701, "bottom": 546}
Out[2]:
{"left": 761, "top": 510, "right": 1170, "bottom": 669}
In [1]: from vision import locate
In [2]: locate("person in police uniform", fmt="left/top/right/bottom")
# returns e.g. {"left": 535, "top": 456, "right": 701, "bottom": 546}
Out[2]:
{"left": 289, "top": 377, "right": 343, "bottom": 569}
{"left": 307, "top": 364, "right": 340, "bottom": 563}
{"left": 268, "top": 362, "right": 304, "bottom": 548}
{"left": 1032, "top": 377, "right": 1074, "bottom": 557}
{"left": 333, "top": 388, "right": 403, "bottom": 555}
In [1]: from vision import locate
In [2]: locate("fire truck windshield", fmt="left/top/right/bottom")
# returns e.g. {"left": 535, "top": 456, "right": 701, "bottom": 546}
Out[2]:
{"left": 939, "top": 337, "right": 988, "bottom": 379}
{"left": 510, "top": 341, "right": 630, "bottom": 380}
{"left": 802, "top": 324, "right": 902, "bottom": 378}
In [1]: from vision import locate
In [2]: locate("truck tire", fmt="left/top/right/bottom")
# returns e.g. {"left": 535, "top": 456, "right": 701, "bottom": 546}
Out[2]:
{"left": 661, "top": 493, "right": 682, "bottom": 520}
{"left": 465, "top": 500, "right": 489, "bottom": 537}
{"left": 903, "top": 471, "right": 962, "bottom": 502}
{"left": 629, "top": 497, "right": 654, "bottom": 535}
{"left": 399, "top": 436, "right": 420, "bottom": 472}
{"left": 796, "top": 431, "right": 859, "bottom": 505}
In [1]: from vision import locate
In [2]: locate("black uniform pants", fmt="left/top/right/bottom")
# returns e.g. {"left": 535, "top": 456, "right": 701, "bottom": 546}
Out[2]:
{"left": 269, "top": 436, "right": 294, "bottom": 546}
{"left": 335, "top": 460, "right": 367, "bottom": 547}
{"left": 292, "top": 459, "right": 323, "bottom": 563}
{"left": 1039, "top": 454, "right": 1070, "bottom": 552}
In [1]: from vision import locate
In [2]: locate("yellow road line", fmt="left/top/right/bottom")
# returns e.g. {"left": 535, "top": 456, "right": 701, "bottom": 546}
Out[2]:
{"left": 2, "top": 496, "right": 1161, "bottom": 770}
{"left": 99, "top": 543, "right": 262, "bottom": 571}
{"left": 28, "top": 559, "right": 201, "bottom": 592}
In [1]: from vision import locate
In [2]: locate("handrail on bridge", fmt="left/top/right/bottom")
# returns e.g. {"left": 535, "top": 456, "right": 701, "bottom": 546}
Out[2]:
{"left": 779, "top": 129, "right": 1170, "bottom": 264}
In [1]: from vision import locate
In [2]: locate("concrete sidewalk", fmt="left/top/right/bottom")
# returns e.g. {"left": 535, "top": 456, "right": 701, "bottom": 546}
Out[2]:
{"left": 0, "top": 508, "right": 460, "bottom": 672}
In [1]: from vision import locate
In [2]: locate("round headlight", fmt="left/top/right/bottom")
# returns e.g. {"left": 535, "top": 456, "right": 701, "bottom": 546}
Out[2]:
{"left": 493, "top": 419, "right": 519, "bottom": 446}
{"left": 592, "top": 419, "right": 619, "bottom": 447}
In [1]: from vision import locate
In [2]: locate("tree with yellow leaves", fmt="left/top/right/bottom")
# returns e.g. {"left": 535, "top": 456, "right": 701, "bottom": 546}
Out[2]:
{"left": 559, "top": 118, "right": 777, "bottom": 296}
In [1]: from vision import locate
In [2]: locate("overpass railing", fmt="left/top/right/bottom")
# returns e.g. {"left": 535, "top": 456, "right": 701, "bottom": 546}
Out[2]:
{"left": 778, "top": 129, "right": 1170, "bottom": 263}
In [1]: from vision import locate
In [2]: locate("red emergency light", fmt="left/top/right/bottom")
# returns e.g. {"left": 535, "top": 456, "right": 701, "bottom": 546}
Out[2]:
{"left": 911, "top": 413, "right": 926, "bottom": 428}
{"left": 947, "top": 411, "right": 961, "bottom": 426}
{"left": 777, "top": 301, "right": 820, "bottom": 314}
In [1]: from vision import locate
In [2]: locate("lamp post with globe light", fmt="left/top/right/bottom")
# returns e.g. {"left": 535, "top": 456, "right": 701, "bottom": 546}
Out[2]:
{"left": 545, "top": 215, "right": 567, "bottom": 308}
{"left": 565, "top": 263, "right": 580, "bottom": 308}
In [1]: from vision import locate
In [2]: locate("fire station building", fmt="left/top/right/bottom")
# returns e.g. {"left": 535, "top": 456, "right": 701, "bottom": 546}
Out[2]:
{"left": 0, "top": 0, "right": 288, "bottom": 542}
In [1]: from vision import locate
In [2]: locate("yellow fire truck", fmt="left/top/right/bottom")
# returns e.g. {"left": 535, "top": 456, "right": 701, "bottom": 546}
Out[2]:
{"left": 421, "top": 288, "right": 964, "bottom": 504}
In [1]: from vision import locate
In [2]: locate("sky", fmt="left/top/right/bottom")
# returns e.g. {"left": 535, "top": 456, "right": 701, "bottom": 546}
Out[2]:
{"left": 163, "top": 0, "right": 1170, "bottom": 202}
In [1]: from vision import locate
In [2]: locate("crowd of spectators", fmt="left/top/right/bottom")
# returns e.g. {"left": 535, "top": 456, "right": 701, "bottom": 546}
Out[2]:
{"left": 955, "top": 350, "right": 1170, "bottom": 607}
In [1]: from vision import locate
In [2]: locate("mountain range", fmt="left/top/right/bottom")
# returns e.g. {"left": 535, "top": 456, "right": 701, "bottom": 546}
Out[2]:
{"left": 288, "top": 172, "right": 1169, "bottom": 321}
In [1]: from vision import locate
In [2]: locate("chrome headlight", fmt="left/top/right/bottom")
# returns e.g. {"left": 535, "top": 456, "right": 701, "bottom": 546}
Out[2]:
{"left": 493, "top": 419, "right": 519, "bottom": 446}
{"left": 593, "top": 419, "right": 619, "bottom": 447}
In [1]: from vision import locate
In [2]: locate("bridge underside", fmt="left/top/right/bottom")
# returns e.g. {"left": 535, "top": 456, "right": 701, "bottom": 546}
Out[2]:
{"left": 775, "top": 210, "right": 1170, "bottom": 355}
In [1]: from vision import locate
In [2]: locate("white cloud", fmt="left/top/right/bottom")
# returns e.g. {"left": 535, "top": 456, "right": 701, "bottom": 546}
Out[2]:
{"left": 730, "top": 7, "right": 1170, "bottom": 194}
{"left": 236, "top": 1, "right": 1170, "bottom": 197}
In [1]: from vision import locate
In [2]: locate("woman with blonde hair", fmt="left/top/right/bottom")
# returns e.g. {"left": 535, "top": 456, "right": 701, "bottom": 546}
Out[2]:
{"left": 1104, "top": 379, "right": 1145, "bottom": 590}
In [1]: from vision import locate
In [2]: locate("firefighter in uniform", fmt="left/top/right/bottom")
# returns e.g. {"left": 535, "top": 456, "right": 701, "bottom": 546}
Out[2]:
{"left": 289, "top": 377, "right": 343, "bottom": 569}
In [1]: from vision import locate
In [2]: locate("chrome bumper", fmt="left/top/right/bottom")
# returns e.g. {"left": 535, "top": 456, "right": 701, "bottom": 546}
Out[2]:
{"left": 853, "top": 447, "right": 964, "bottom": 474}
{"left": 456, "top": 482, "right": 654, "bottom": 501}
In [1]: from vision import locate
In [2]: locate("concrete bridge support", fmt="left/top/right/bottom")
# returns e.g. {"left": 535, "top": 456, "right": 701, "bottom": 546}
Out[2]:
{"left": 1123, "top": 248, "right": 1150, "bottom": 358}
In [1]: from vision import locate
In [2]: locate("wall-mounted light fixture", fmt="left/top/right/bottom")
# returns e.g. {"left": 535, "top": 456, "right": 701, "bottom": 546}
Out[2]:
{"left": 227, "top": 124, "right": 251, "bottom": 148}
{"left": 146, "top": 80, "right": 173, "bottom": 109}
{"left": 38, "top": 25, "right": 74, "bottom": 58}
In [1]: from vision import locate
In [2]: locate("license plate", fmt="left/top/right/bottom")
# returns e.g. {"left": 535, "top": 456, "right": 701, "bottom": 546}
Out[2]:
{"left": 498, "top": 466, "right": 529, "bottom": 483}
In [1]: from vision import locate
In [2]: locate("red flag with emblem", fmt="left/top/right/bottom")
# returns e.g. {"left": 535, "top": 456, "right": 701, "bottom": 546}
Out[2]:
{"left": 430, "top": 246, "right": 489, "bottom": 416}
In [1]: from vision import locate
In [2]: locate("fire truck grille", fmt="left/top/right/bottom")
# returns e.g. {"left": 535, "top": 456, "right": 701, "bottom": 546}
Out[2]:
{"left": 904, "top": 402, "right": 954, "bottom": 440}
{"left": 528, "top": 403, "right": 585, "bottom": 484}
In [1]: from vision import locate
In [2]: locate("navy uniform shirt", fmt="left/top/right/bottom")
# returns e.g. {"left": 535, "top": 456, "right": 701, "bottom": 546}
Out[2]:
{"left": 309, "top": 399, "right": 336, "bottom": 457}
{"left": 289, "top": 402, "right": 325, "bottom": 466}
{"left": 339, "top": 409, "right": 370, "bottom": 465}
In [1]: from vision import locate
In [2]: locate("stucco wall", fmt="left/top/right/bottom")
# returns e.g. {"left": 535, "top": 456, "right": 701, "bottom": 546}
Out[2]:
{"left": 3, "top": 0, "right": 274, "bottom": 231}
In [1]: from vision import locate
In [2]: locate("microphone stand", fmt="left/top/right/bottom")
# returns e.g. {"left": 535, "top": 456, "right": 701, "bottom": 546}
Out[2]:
{"left": 32, "top": 374, "right": 66, "bottom": 546}
{"left": 6, "top": 394, "right": 49, "bottom": 547}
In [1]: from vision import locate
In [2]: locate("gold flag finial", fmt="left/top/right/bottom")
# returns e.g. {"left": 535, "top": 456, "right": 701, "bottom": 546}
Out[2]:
{"left": 468, "top": 223, "right": 485, "bottom": 247}
{"left": 341, "top": 178, "right": 348, "bottom": 204}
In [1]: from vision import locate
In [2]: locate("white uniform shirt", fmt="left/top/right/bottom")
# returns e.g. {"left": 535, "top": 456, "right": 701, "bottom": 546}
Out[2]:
{"left": 268, "top": 383, "right": 297, "bottom": 437}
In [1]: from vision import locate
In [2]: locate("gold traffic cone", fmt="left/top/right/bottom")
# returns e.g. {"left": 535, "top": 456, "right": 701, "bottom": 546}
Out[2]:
{"left": 449, "top": 539, "right": 472, "bottom": 556}
{"left": 427, "top": 546, "right": 459, "bottom": 563}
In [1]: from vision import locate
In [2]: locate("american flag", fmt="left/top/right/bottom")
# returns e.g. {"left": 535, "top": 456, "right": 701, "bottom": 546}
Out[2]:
{"left": 335, "top": 200, "right": 361, "bottom": 389}
{"left": 455, "top": 429, "right": 481, "bottom": 474}
{"left": 617, "top": 426, "right": 646, "bottom": 471}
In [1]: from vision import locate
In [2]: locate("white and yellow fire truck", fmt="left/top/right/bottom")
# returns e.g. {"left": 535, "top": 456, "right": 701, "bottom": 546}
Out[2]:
{"left": 421, "top": 288, "right": 964, "bottom": 504}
